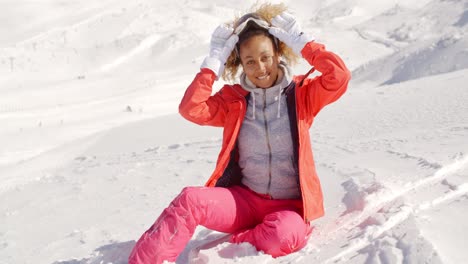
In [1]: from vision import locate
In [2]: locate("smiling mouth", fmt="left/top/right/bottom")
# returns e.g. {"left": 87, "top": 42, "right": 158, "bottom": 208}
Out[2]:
{"left": 257, "top": 74, "right": 269, "bottom": 80}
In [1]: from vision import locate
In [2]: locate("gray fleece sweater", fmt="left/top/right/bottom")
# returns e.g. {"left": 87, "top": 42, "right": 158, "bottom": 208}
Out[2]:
{"left": 238, "top": 64, "right": 300, "bottom": 200}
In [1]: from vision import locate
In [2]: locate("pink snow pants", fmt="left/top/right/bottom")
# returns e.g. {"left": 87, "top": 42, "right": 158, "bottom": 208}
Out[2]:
{"left": 128, "top": 185, "right": 312, "bottom": 263}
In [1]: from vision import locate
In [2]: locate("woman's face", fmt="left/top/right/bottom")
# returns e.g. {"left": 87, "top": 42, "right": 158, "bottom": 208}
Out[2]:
{"left": 239, "top": 35, "right": 280, "bottom": 88}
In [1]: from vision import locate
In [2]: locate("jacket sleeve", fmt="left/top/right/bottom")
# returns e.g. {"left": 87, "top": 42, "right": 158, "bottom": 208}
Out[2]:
{"left": 178, "top": 68, "right": 227, "bottom": 127}
{"left": 297, "top": 41, "right": 351, "bottom": 117}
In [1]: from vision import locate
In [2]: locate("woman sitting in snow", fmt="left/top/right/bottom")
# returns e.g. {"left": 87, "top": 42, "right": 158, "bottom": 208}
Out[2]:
{"left": 129, "top": 3, "right": 350, "bottom": 263}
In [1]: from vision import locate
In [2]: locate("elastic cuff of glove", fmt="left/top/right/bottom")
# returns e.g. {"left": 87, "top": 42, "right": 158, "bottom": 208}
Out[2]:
{"left": 293, "top": 33, "right": 315, "bottom": 56}
{"left": 200, "top": 56, "right": 223, "bottom": 80}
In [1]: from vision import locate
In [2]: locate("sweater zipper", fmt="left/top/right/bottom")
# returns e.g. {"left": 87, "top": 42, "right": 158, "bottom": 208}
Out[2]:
{"left": 262, "top": 89, "right": 273, "bottom": 196}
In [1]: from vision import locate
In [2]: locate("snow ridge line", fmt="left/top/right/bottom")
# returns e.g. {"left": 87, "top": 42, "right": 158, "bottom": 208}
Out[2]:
{"left": 417, "top": 182, "right": 468, "bottom": 211}
{"left": 99, "top": 34, "right": 161, "bottom": 72}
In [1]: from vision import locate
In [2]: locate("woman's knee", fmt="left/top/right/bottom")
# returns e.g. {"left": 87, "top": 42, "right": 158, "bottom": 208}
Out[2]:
{"left": 257, "top": 211, "right": 310, "bottom": 257}
{"left": 172, "top": 186, "right": 232, "bottom": 222}
{"left": 172, "top": 186, "right": 203, "bottom": 207}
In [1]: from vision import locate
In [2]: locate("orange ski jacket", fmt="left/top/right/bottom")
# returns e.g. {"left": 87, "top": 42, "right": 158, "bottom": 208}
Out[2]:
{"left": 179, "top": 41, "right": 351, "bottom": 222}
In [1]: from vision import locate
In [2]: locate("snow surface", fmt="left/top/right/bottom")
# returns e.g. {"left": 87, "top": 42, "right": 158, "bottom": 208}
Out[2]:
{"left": 1, "top": 0, "right": 467, "bottom": 263}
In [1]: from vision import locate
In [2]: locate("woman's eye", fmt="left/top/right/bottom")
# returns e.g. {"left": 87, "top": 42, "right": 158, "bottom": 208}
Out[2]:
{"left": 262, "top": 56, "right": 272, "bottom": 62}
{"left": 247, "top": 61, "right": 255, "bottom": 65}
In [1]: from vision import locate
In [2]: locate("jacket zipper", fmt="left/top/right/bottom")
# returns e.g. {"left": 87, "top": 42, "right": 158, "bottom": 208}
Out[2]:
{"left": 293, "top": 83, "right": 308, "bottom": 221}
{"left": 262, "top": 89, "right": 273, "bottom": 196}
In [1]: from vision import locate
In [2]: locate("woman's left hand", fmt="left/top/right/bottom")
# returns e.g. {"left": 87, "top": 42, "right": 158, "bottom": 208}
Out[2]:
{"left": 268, "top": 12, "right": 314, "bottom": 55}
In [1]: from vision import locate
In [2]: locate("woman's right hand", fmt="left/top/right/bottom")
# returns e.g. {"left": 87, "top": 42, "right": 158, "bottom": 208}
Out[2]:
{"left": 201, "top": 24, "right": 238, "bottom": 79}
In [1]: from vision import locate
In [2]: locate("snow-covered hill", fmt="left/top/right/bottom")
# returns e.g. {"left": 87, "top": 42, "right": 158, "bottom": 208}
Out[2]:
{"left": 0, "top": 0, "right": 467, "bottom": 263}
{"left": 351, "top": 0, "right": 468, "bottom": 85}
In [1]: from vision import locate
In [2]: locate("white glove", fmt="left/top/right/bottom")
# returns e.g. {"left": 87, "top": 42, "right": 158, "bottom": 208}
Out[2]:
{"left": 268, "top": 12, "right": 314, "bottom": 55}
{"left": 201, "top": 24, "right": 239, "bottom": 79}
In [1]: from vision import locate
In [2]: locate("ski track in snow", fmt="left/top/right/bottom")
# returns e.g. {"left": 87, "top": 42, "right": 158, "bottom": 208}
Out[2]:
{"left": 274, "top": 156, "right": 468, "bottom": 264}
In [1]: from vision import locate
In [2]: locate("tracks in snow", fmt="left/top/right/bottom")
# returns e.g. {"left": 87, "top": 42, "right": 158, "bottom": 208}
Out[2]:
{"left": 273, "top": 155, "right": 468, "bottom": 264}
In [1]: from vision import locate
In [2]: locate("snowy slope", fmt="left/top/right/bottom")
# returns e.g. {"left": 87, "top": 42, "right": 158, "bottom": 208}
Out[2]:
{"left": 1, "top": 0, "right": 467, "bottom": 264}
{"left": 351, "top": 0, "right": 468, "bottom": 85}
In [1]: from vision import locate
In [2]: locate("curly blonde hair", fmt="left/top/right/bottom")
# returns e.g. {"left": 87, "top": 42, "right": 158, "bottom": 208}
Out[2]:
{"left": 221, "top": 3, "right": 300, "bottom": 82}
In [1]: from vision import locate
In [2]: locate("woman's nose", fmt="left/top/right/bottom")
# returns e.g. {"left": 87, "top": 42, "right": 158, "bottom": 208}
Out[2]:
{"left": 256, "top": 61, "right": 266, "bottom": 72}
